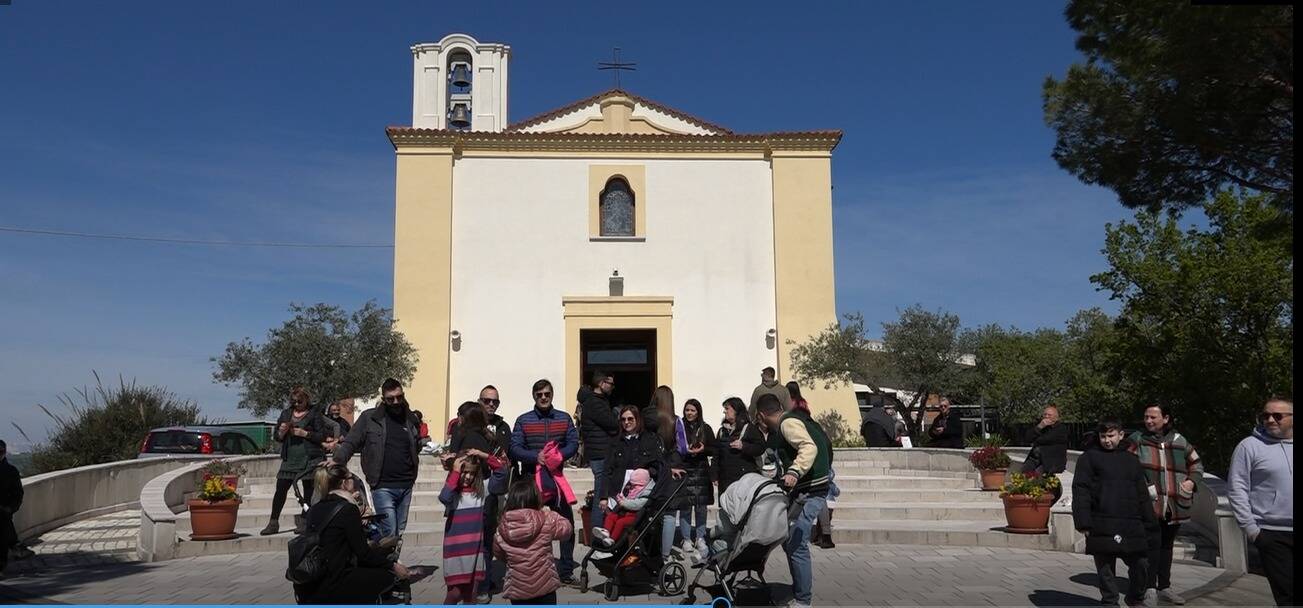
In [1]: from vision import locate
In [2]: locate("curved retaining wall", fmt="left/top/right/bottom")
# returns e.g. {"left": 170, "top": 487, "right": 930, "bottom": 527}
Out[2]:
{"left": 137, "top": 455, "right": 280, "bottom": 562}
{"left": 13, "top": 458, "right": 211, "bottom": 542}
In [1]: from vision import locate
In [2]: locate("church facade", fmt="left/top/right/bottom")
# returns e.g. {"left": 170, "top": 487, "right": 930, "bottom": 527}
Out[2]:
{"left": 389, "top": 33, "right": 854, "bottom": 436}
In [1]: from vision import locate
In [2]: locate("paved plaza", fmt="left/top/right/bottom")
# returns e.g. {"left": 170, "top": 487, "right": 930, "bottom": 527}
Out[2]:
{"left": 0, "top": 511, "right": 1275, "bottom": 606}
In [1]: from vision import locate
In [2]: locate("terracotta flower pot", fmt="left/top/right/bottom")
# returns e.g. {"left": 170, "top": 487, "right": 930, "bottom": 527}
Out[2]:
{"left": 188, "top": 498, "right": 241, "bottom": 541}
{"left": 1001, "top": 494, "right": 1054, "bottom": 534}
{"left": 979, "top": 468, "right": 1007, "bottom": 491}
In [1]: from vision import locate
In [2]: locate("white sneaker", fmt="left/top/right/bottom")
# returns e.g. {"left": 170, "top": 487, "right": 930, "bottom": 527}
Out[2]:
{"left": 1143, "top": 588, "right": 1158, "bottom": 607}
{"left": 786, "top": 600, "right": 811, "bottom": 608}
{"left": 695, "top": 537, "right": 709, "bottom": 557}
{"left": 591, "top": 527, "right": 612, "bottom": 544}
{"left": 1157, "top": 589, "right": 1185, "bottom": 605}
{"left": 679, "top": 540, "right": 702, "bottom": 564}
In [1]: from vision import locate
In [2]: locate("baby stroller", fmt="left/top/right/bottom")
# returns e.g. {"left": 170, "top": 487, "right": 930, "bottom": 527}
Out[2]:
{"left": 577, "top": 475, "right": 691, "bottom": 600}
{"left": 682, "top": 473, "right": 789, "bottom": 605}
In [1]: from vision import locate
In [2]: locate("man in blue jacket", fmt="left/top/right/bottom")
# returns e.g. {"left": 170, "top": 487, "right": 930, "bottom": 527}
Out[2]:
{"left": 1227, "top": 397, "right": 1293, "bottom": 607}
{"left": 509, "top": 378, "right": 580, "bottom": 585}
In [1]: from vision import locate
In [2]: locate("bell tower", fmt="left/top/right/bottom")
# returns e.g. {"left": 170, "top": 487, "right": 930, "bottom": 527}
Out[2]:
{"left": 410, "top": 33, "right": 510, "bottom": 131}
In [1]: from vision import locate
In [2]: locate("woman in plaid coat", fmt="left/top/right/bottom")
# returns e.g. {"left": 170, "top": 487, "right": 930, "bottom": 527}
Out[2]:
{"left": 1126, "top": 404, "right": 1203, "bottom": 605}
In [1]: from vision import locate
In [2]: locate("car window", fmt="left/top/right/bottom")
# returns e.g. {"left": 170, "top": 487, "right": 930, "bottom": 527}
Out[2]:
{"left": 238, "top": 435, "right": 259, "bottom": 455}
{"left": 145, "top": 431, "right": 201, "bottom": 453}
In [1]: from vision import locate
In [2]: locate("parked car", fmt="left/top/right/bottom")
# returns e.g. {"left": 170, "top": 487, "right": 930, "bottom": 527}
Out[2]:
{"left": 137, "top": 426, "right": 262, "bottom": 459}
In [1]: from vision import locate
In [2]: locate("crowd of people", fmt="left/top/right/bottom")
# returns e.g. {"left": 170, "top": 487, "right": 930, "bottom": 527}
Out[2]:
{"left": 276, "top": 367, "right": 840, "bottom": 606}
{"left": 0, "top": 373, "right": 1290, "bottom": 608}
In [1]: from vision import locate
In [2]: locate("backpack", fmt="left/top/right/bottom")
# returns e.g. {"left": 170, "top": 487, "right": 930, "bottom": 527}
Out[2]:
{"left": 285, "top": 501, "right": 347, "bottom": 586}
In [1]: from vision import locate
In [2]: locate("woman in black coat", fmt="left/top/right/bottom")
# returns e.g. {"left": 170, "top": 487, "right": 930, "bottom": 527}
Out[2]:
{"left": 1072, "top": 420, "right": 1158, "bottom": 607}
{"left": 602, "top": 405, "right": 664, "bottom": 506}
{"left": 675, "top": 399, "right": 714, "bottom": 556}
{"left": 293, "top": 464, "right": 407, "bottom": 604}
{"left": 712, "top": 397, "right": 763, "bottom": 495}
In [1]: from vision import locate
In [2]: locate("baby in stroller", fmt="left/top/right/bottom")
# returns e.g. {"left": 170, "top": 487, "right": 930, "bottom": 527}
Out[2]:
{"left": 590, "top": 468, "right": 655, "bottom": 553}
{"left": 685, "top": 472, "right": 789, "bottom": 604}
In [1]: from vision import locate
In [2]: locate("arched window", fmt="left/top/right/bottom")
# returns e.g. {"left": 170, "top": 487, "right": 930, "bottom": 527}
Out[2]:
{"left": 599, "top": 178, "right": 635, "bottom": 236}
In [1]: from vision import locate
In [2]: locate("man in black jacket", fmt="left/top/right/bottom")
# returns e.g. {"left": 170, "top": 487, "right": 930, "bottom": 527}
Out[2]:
{"left": 1021, "top": 405, "right": 1069, "bottom": 475}
{"left": 477, "top": 384, "right": 513, "bottom": 600}
{"left": 927, "top": 398, "right": 965, "bottom": 449}
{"left": 332, "top": 379, "right": 421, "bottom": 543}
{"left": 0, "top": 440, "right": 24, "bottom": 573}
{"left": 579, "top": 370, "right": 619, "bottom": 530}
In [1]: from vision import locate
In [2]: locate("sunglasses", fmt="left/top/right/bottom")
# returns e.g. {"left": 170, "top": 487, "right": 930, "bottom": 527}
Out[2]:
{"left": 1259, "top": 412, "right": 1293, "bottom": 422}
{"left": 535, "top": 391, "right": 553, "bottom": 399}
{"left": 480, "top": 398, "right": 501, "bottom": 407}
{"left": 382, "top": 394, "right": 405, "bottom": 404}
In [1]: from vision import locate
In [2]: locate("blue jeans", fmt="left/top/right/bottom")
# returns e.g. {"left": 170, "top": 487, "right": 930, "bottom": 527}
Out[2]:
{"left": 661, "top": 513, "right": 678, "bottom": 558}
{"left": 545, "top": 490, "right": 577, "bottom": 579}
{"left": 678, "top": 504, "right": 707, "bottom": 543}
{"left": 372, "top": 485, "right": 413, "bottom": 539}
{"left": 784, "top": 493, "right": 827, "bottom": 605}
{"left": 589, "top": 458, "right": 607, "bottom": 530}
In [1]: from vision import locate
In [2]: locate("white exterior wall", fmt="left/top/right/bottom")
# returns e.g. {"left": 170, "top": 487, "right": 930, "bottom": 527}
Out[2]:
{"left": 447, "top": 157, "right": 778, "bottom": 426}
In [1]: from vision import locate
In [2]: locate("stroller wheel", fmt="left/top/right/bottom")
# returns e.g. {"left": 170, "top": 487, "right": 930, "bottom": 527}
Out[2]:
{"left": 658, "top": 561, "right": 687, "bottom": 596}
{"left": 578, "top": 570, "right": 589, "bottom": 593}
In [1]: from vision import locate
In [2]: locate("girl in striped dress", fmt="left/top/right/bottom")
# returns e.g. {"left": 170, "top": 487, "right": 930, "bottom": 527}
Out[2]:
{"left": 440, "top": 453, "right": 490, "bottom": 604}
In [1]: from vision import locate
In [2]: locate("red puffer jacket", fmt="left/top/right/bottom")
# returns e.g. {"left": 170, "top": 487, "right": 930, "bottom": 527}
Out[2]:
{"left": 492, "top": 507, "right": 572, "bottom": 600}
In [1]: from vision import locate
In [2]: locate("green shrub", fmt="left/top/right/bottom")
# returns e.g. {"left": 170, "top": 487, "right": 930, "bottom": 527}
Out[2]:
{"left": 814, "top": 409, "right": 866, "bottom": 448}
{"left": 27, "top": 372, "right": 207, "bottom": 474}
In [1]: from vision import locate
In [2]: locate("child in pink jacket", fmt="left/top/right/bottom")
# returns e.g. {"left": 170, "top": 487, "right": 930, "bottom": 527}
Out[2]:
{"left": 492, "top": 478, "right": 572, "bottom": 604}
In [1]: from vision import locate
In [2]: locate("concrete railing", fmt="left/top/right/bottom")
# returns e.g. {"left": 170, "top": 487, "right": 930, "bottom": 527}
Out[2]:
{"left": 13, "top": 458, "right": 208, "bottom": 542}
{"left": 137, "top": 455, "right": 279, "bottom": 562}
{"left": 838, "top": 446, "right": 980, "bottom": 473}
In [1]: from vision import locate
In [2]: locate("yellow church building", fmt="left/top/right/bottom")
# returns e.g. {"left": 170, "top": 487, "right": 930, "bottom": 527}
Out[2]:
{"left": 388, "top": 33, "right": 855, "bottom": 437}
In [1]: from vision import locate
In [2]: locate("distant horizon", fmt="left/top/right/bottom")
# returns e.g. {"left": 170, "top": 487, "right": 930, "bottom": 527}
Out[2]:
{"left": 0, "top": 1, "right": 1207, "bottom": 451}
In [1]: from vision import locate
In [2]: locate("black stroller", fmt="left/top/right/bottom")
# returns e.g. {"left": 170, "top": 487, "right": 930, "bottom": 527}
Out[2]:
{"left": 682, "top": 474, "right": 790, "bottom": 605}
{"left": 577, "top": 475, "right": 691, "bottom": 600}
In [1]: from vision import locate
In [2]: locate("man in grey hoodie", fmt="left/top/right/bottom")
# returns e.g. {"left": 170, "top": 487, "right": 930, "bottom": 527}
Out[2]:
{"left": 749, "top": 367, "right": 791, "bottom": 417}
{"left": 1227, "top": 397, "right": 1293, "bottom": 606}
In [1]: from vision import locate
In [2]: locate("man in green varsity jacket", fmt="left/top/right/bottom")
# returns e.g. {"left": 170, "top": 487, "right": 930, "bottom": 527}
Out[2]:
{"left": 757, "top": 393, "right": 832, "bottom": 608}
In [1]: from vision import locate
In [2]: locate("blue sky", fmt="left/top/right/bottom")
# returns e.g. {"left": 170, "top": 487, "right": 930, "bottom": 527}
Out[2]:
{"left": 1, "top": 1, "right": 1140, "bottom": 450}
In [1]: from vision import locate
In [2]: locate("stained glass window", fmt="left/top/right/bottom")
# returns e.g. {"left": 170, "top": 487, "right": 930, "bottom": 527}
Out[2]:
{"left": 600, "top": 178, "right": 635, "bottom": 236}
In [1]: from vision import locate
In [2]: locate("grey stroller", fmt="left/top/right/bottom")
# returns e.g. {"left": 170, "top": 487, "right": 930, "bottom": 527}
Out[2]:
{"left": 683, "top": 473, "right": 789, "bottom": 605}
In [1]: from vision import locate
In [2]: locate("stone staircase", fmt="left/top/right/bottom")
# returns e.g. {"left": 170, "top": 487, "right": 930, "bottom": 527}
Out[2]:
{"left": 173, "top": 450, "right": 1054, "bottom": 558}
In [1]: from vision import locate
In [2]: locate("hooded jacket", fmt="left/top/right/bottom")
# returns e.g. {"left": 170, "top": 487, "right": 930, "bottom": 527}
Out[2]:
{"left": 1072, "top": 444, "right": 1158, "bottom": 555}
{"left": 749, "top": 379, "right": 791, "bottom": 415}
{"left": 1227, "top": 427, "right": 1294, "bottom": 537}
{"left": 492, "top": 508, "right": 573, "bottom": 600}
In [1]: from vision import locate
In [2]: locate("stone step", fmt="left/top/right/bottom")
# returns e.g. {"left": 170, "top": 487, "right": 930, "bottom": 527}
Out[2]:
{"left": 174, "top": 516, "right": 1050, "bottom": 559}
{"left": 243, "top": 473, "right": 975, "bottom": 496}
{"left": 828, "top": 518, "right": 1058, "bottom": 550}
{"left": 236, "top": 486, "right": 1002, "bottom": 511}
{"left": 187, "top": 498, "right": 1007, "bottom": 533}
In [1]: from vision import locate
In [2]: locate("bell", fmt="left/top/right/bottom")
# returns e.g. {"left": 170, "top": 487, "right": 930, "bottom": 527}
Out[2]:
{"left": 449, "top": 104, "right": 471, "bottom": 128}
{"left": 450, "top": 64, "right": 472, "bottom": 88}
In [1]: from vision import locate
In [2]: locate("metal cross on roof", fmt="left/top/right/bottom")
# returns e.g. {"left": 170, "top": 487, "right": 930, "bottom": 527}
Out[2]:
{"left": 597, "top": 47, "right": 637, "bottom": 89}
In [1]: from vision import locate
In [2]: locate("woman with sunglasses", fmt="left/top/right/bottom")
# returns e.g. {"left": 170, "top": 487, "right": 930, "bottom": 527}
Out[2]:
{"left": 597, "top": 406, "right": 664, "bottom": 543}
{"left": 1125, "top": 404, "right": 1204, "bottom": 606}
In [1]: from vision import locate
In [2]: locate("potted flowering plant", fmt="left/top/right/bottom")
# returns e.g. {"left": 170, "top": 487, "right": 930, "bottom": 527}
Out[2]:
{"left": 197, "top": 459, "right": 247, "bottom": 492}
{"left": 967, "top": 437, "right": 1012, "bottom": 490}
{"left": 999, "top": 471, "right": 1061, "bottom": 534}
{"left": 187, "top": 475, "right": 242, "bottom": 541}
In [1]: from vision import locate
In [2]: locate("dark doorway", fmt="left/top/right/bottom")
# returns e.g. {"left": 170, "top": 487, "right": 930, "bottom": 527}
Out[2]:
{"left": 581, "top": 329, "right": 656, "bottom": 409}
